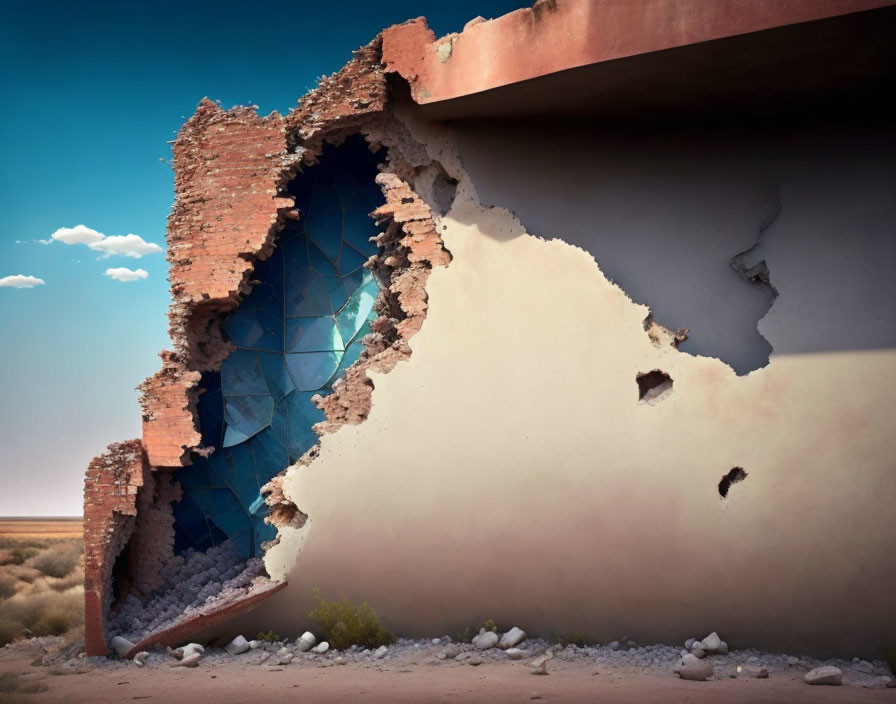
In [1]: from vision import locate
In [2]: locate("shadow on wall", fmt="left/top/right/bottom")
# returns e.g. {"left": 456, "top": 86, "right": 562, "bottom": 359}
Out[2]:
{"left": 451, "top": 119, "right": 896, "bottom": 373}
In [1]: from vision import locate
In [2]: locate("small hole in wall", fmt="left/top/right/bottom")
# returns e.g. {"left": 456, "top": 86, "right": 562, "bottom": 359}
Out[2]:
{"left": 718, "top": 467, "right": 748, "bottom": 498}
{"left": 636, "top": 370, "right": 673, "bottom": 404}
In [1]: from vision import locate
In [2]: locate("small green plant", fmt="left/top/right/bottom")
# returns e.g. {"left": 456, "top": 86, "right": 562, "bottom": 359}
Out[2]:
{"left": 482, "top": 619, "right": 497, "bottom": 633}
{"left": 308, "top": 589, "right": 396, "bottom": 651}
{"left": 256, "top": 630, "right": 280, "bottom": 643}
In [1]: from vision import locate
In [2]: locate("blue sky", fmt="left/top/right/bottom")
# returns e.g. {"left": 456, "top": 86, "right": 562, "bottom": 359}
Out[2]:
{"left": 0, "top": 0, "right": 527, "bottom": 516}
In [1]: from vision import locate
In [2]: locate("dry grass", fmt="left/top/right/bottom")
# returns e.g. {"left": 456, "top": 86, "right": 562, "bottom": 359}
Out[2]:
{"left": 0, "top": 533, "right": 84, "bottom": 647}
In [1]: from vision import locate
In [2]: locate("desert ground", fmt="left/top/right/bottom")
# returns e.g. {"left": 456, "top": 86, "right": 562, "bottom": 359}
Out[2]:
{"left": 1, "top": 519, "right": 894, "bottom": 703}
{"left": 2, "top": 636, "right": 896, "bottom": 704}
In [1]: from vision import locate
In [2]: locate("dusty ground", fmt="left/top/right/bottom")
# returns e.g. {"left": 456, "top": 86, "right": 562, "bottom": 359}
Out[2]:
{"left": 2, "top": 639, "right": 894, "bottom": 704}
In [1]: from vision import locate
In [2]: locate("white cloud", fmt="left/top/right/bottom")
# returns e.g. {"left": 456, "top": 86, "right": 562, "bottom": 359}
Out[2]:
{"left": 40, "top": 224, "right": 104, "bottom": 245}
{"left": 0, "top": 274, "right": 46, "bottom": 288}
{"left": 104, "top": 267, "right": 149, "bottom": 282}
{"left": 90, "top": 234, "right": 163, "bottom": 258}
{"left": 39, "top": 224, "right": 163, "bottom": 258}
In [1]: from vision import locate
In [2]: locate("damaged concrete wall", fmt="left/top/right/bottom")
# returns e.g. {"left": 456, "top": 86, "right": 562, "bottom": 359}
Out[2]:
{"left": 253, "top": 108, "right": 896, "bottom": 656}
{"left": 450, "top": 121, "right": 896, "bottom": 373}
{"left": 84, "top": 4, "right": 895, "bottom": 660}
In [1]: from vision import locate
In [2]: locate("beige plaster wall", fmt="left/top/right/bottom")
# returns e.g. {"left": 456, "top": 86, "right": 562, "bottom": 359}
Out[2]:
{"left": 253, "top": 116, "right": 896, "bottom": 656}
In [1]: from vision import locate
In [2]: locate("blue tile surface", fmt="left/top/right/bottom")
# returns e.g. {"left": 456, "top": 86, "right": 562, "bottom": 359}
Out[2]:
{"left": 173, "top": 136, "right": 384, "bottom": 557}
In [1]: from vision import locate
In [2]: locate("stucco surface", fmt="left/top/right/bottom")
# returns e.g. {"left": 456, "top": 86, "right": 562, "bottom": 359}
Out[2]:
{"left": 453, "top": 121, "right": 896, "bottom": 372}
{"left": 255, "top": 120, "right": 896, "bottom": 656}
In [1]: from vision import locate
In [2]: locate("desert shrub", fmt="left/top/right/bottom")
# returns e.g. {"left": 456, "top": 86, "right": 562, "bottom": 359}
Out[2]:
{"left": 256, "top": 630, "right": 280, "bottom": 643}
{"left": 26, "top": 542, "right": 82, "bottom": 579}
{"left": 482, "top": 619, "right": 497, "bottom": 633}
{"left": 0, "top": 616, "right": 21, "bottom": 647}
{"left": 0, "top": 566, "right": 40, "bottom": 585}
{"left": 309, "top": 589, "right": 396, "bottom": 651}
{"left": 0, "top": 538, "right": 52, "bottom": 551}
{"left": 0, "top": 587, "right": 84, "bottom": 645}
{"left": 0, "top": 576, "right": 16, "bottom": 601}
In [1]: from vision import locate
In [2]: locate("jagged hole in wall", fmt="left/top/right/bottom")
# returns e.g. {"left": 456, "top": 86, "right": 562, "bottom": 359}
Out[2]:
{"left": 636, "top": 370, "right": 673, "bottom": 404}
{"left": 177, "top": 136, "right": 385, "bottom": 558}
{"left": 105, "top": 137, "right": 386, "bottom": 643}
{"left": 718, "top": 467, "right": 748, "bottom": 498}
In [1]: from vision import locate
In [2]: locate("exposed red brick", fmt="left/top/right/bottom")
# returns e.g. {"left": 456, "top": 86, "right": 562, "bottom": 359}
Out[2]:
{"left": 83, "top": 440, "right": 148, "bottom": 656}
{"left": 140, "top": 99, "right": 296, "bottom": 467}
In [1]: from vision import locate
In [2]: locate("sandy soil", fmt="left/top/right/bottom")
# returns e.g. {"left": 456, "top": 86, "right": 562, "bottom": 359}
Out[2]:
{"left": 0, "top": 519, "right": 83, "bottom": 540}
{"left": 2, "top": 642, "right": 893, "bottom": 704}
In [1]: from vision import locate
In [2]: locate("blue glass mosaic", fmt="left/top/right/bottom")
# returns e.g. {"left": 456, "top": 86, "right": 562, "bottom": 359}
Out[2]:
{"left": 173, "top": 136, "right": 385, "bottom": 558}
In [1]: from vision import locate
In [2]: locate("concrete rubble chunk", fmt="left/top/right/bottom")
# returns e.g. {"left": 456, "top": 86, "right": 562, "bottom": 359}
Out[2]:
{"left": 472, "top": 630, "right": 499, "bottom": 650}
{"left": 133, "top": 651, "right": 150, "bottom": 667}
{"left": 297, "top": 631, "right": 316, "bottom": 652}
{"left": 373, "top": 645, "right": 388, "bottom": 659}
{"left": 226, "top": 635, "right": 250, "bottom": 655}
{"left": 110, "top": 636, "right": 136, "bottom": 658}
{"left": 738, "top": 664, "right": 769, "bottom": 678}
{"left": 676, "top": 653, "right": 714, "bottom": 681}
{"left": 499, "top": 627, "right": 526, "bottom": 649}
{"left": 171, "top": 652, "right": 202, "bottom": 668}
{"left": 506, "top": 648, "right": 530, "bottom": 660}
{"left": 699, "top": 632, "right": 728, "bottom": 655}
{"left": 531, "top": 650, "right": 553, "bottom": 675}
{"left": 805, "top": 666, "right": 843, "bottom": 685}
{"left": 312, "top": 641, "right": 330, "bottom": 654}
{"left": 172, "top": 643, "right": 205, "bottom": 659}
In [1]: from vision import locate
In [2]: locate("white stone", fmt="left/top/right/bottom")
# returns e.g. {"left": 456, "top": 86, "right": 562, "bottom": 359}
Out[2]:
{"left": 677, "top": 653, "right": 714, "bottom": 681}
{"left": 699, "top": 632, "right": 728, "bottom": 655}
{"left": 312, "top": 641, "right": 329, "bottom": 654}
{"left": 690, "top": 642, "right": 706, "bottom": 659}
{"left": 608, "top": 640, "right": 620, "bottom": 651}
{"left": 499, "top": 627, "right": 526, "bottom": 649}
{"left": 531, "top": 650, "right": 553, "bottom": 675}
{"left": 737, "top": 664, "right": 769, "bottom": 678}
{"left": 226, "top": 635, "right": 250, "bottom": 655}
{"left": 279, "top": 653, "right": 294, "bottom": 665}
{"left": 787, "top": 656, "right": 800, "bottom": 666}
{"left": 506, "top": 648, "right": 530, "bottom": 660}
{"left": 174, "top": 643, "right": 205, "bottom": 659}
{"left": 133, "top": 651, "right": 149, "bottom": 668}
{"left": 373, "top": 645, "right": 388, "bottom": 659}
{"left": 805, "top": 666, "right": 843, "bottom": 685}
{"left": 684, "top": 638, "right": 696, "bottom": 650}
{"left": 431, "top": 638, "right": 441, "bottom": 645}
{"left": 110, "top": 636, "right": 136, "bottom": 658}
{"left": 855, "top": 659, "right": 875, "bottom": 674}
{"left": 296, "top": 632, "right": 316, "bottom": 652}
{"left": 171, "top": 652, "right": 201, "bottom": 668}
{"left": 472, "top": 630, "right": 499, "bottom": 650}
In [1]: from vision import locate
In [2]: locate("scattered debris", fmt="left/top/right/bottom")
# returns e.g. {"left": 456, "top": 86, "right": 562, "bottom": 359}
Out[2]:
{"left": 225, "top": 636, "right": 250, "bottom": 656}
{"left": 296, "top": 632, "right": 316, "bottom": 652}
{"left": 676, "top": 653, "right": 714, "bottom": 681}
{"left": 532, "top": 651, "right": 553, "bottom": 675}
{"left": 499, "top": 627, "right": 526, "bottom": 649}
{"left": 472, "top": 629, "right": 499, "bottom": 650}
{"left": 805, "top": 666, "right": 843, "bottom": 685}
